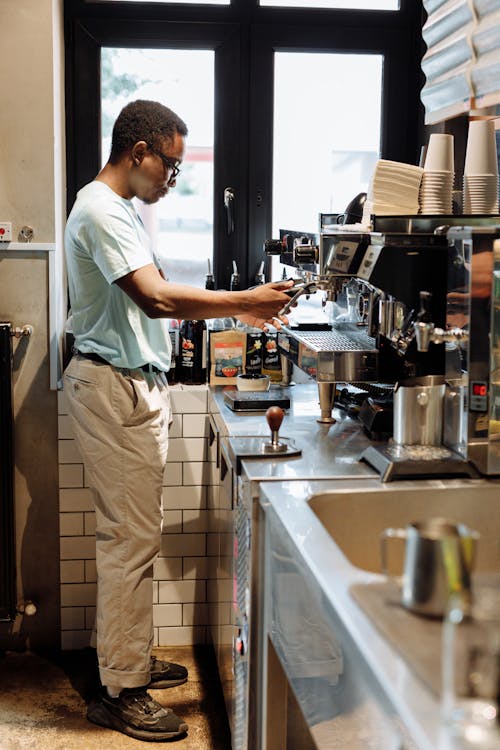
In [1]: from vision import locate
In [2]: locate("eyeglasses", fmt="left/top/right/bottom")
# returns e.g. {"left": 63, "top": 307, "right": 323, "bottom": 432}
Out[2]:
{"left": 147, "top": 145, "right": 181, "bottom": 184}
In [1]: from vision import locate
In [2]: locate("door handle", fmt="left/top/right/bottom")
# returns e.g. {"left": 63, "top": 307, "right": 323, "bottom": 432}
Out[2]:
{"left": 224, "top": 187, "right": 235, "bottom": 235}
{"left": 220, "top": 452, "right": 228, "bottom": 481}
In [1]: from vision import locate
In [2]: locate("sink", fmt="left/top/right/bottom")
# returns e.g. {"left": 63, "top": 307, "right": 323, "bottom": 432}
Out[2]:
{"left": 307, "top": 482, "right": 500, "bottom": 574}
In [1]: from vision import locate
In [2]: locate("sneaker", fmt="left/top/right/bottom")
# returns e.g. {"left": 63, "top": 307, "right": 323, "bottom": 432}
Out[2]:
{"left": 148, "top": 655, "right": 188, "bottom": 689}
{"left": 87, "top": 687, "right": 188, "bottom": 741}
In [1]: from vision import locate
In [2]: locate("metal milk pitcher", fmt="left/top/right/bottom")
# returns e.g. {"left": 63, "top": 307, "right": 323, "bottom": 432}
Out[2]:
{"left": 381, "top": 517, "right": 479, "bottom": 617}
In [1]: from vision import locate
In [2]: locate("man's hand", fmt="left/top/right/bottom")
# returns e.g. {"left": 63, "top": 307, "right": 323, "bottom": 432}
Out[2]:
{"left": 236, "top": 312, "right": 289, "bottom": 331}
{"left": 237, "top": 280, "right": 294, "bottom": 330}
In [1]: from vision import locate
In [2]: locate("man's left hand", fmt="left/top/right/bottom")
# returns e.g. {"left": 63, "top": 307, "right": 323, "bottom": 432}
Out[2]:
{"left": 235, "top": 313, "right": 289, "bottom": 331}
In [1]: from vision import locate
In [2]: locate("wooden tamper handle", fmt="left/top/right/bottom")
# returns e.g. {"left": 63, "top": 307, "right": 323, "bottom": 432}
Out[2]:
{"left": 266, "top": 406, "right": 285, "bottom": 450}
{"left": 266, "top": 405, "right": 284, "bottom": 432}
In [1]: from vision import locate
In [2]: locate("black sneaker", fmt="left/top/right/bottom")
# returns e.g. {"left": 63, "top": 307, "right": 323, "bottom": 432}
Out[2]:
{"left": 148, "top": 655, "right": 188, "bottom": 689}
{"left": 87, "top": 687, "right": 188, "bottom": 741}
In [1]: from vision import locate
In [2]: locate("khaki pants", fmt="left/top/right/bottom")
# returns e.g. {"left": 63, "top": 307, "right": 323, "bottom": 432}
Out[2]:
{"left": 63, "top": 355, "right": 171, "bottom": 689}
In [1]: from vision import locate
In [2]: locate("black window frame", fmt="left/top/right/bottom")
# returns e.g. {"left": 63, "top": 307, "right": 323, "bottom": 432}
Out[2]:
{"left": 64, "top": 0, "right": 425, "bottom": 289}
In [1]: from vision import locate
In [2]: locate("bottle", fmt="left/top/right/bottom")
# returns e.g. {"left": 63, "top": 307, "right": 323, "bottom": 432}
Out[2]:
{"left": 205, "top": 258, "right": 215, "bottom": 291}
{"left": 236, "top": 318, "right": 263, "bottom": 376}
{"left": 167, "top": 319, "right": 180, "bottom": 384}
{"left": 261, "top": 324, "right": 282, "bottom": 383}
{"left": 179, "top": 319, "right": 207, "bottom": 385}
{"left": 245, "top": 326, "right": 264, "bottom": 375}
{"left": 230, "top": 260, "right": 240, "bottom": 291}
{"left": 254, "top": 261, "right": 265, "bottom": 286}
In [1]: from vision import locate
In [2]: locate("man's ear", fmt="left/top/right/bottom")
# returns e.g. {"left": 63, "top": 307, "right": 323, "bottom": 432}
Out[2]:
{"left": 131, "top": 141, "right": 148, "bottom": 166}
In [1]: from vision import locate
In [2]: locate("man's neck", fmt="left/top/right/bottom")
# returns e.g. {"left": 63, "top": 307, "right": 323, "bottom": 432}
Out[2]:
{"left": 96, "top": 162, "right": 133, "bottom": 200}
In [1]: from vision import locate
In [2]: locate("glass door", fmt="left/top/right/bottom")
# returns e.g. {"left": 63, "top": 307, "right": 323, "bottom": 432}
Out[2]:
{"left": 267, "top": 50, "right": 384, "bottom": 317}
{"left": 102, "top": 47, "right": 215, "bottom": 288}
{"left": 65, "top": 16, "right": 245, "bottom": 291}
{"left": 272, "top": 51, "right": 383, "bottom": 234}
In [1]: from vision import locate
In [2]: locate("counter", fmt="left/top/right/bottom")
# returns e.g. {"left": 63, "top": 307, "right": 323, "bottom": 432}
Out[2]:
{"left": 208, "top": 382, "right": 378, "bottom": 750}
{"left": 209, "top": 383, "right": 377, "bottom": 482}
{"left": 260, "top": 477, "right": 500, "bottom": 750}
{"left": 208, "top": 382, "right": 500, "bottom": 750}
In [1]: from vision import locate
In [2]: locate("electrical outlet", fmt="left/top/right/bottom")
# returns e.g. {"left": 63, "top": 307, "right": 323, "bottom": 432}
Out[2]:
{"left": 0, "top": 222, "right": 12, "bottom": 242}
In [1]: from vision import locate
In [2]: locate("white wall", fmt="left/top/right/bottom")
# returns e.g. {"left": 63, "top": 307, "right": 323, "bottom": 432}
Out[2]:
{"left": 0, "top": 0, "right": 65, "bottom": 650}
{"left": 58, "top": 385, "right": 218, "bottom": 649}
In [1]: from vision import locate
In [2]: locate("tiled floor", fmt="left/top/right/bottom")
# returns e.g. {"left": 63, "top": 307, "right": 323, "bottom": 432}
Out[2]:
{"left": 0, "top": 645, "right": 231, "bottom": 749}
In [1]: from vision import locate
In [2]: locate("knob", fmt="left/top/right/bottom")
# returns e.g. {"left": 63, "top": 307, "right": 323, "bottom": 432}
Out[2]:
{"left": 19, "top": 225, "right": 34, "bottom": 242}
{"left": 263, "top": 406, "right": 287, "bottom": 453}
{"left": 417, "top": 391, "right": 429, "bottom": 407}
{"left": 264, "top": 239, "right": 285, "bottom": 255}
{"left": 17, "top": 600, "right": 37, "bottom": 616}
{"left": 266, "top": 405, "right": 284, "bottom": 433}
{"left": 294, "top": 244, "right": 319, "bottom": 264}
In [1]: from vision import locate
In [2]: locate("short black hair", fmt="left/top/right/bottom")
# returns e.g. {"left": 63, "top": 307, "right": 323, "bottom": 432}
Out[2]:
{"left": 109, "top": 100, "right": 188, "bottom": 163}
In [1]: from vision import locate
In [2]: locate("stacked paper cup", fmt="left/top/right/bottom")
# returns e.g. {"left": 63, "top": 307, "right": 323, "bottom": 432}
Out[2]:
{"left": 419, "top": 133, "right": 454, "bottom": 215}
{"left": 463, "top": 120, "right": 499, "bottom": 214}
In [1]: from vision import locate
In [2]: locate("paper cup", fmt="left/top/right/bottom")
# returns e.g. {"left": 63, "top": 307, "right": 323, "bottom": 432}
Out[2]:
{"left": 424, "top": 133, "right": 454, "bottom": 172}
{"left": 464, "top": 120, "right": 498, "bottom": 176}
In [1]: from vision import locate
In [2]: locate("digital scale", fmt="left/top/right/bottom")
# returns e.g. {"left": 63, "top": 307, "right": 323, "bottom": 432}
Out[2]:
{"left": 223, "top": 388, "right": 291, "bottom": 412}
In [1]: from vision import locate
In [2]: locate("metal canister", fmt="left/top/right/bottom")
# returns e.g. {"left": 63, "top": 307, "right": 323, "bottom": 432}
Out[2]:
{"left": 393, "top": 376, "right": 445, "bottom": 445}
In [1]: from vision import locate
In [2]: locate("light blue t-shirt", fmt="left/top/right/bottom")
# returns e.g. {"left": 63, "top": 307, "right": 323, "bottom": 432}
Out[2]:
{"left": 65, "top": 181, "right": 171, "bottom": 370}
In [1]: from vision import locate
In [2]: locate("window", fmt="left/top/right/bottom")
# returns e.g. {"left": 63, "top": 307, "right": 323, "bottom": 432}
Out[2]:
{"left": 94, "top": 0, "right": 229, "bottom": 3}
{"left": 65, "top": 0, "right": 424, "bottom": 288}
{"left": 97, "top": 0, "right": 396, "bottom": 5}
{"left": 272, "top": 51, "right": 382, "bottom": 235}
{"left": 102, "top": 47, "right": 215, "bottom": 287}
{"left": 261, "top": 0, "right": 398, "bottom": 7}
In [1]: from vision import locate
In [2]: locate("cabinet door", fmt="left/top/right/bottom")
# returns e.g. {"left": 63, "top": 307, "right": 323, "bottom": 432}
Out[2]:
{"left": 218, "top": 444, "right": 237, "bottom": 730}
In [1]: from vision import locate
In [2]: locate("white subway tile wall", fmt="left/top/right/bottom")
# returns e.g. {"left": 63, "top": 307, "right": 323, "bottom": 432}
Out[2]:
{"left": 57, "top": 384, "right": 216, "bottom": 650}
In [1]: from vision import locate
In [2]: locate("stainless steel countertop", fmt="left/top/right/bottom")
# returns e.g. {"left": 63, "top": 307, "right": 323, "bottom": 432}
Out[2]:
{"left": 209, "top": 383, "right": 379, "bottom": 482}
{"left": 260, "top": 476, "right": 500, "bottom": 750}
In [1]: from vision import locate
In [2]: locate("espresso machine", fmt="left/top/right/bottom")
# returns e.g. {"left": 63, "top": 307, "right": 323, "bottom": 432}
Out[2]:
{"left": 266, "top": 215, "right": 500, "bottom": 479}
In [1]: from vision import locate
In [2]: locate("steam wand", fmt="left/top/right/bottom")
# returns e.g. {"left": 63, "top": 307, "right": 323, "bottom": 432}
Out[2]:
{"left": 413, "top": 291, "right": 468, "bottom": 352}
{"left": 389, "top": 291, "right": 468, "bottom": 356}
{"left": 389, "top": 306, "right": 416, "bottom": 356}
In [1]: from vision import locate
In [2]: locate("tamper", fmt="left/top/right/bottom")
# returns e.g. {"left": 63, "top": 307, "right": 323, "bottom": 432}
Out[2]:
{"left": 263, "top": 406, "right": 288, "bottom": 453}
{"left": 227, "top": 405, "right": 301, "bottom": 466}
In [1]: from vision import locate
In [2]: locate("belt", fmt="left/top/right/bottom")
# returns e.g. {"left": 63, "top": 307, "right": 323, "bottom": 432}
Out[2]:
{"left": 75, "top": 350, "right": 164, "bottom": 374}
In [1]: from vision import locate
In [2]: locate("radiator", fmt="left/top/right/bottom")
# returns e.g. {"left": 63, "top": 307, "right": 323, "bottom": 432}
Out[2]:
{"left": 0, "top": 322, "right": 16, "bottom": 621}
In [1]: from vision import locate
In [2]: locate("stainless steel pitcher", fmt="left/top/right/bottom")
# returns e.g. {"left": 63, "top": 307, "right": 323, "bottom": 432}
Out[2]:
{"left": 381, "top": 517, "right": 479, "bottom": 617}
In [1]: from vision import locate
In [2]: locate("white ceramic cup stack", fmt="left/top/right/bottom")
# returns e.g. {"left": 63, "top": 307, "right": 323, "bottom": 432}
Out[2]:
{"left": 419, "top": 133, "right": 454, "bottom": 215}
{"left": 463, "top": 120, "right": 499, "bottom": 214}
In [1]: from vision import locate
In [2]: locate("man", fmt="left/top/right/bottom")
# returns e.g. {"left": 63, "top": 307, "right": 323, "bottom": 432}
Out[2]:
{"left": 63, "top": 99, "right": 292, "bottom": 742}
